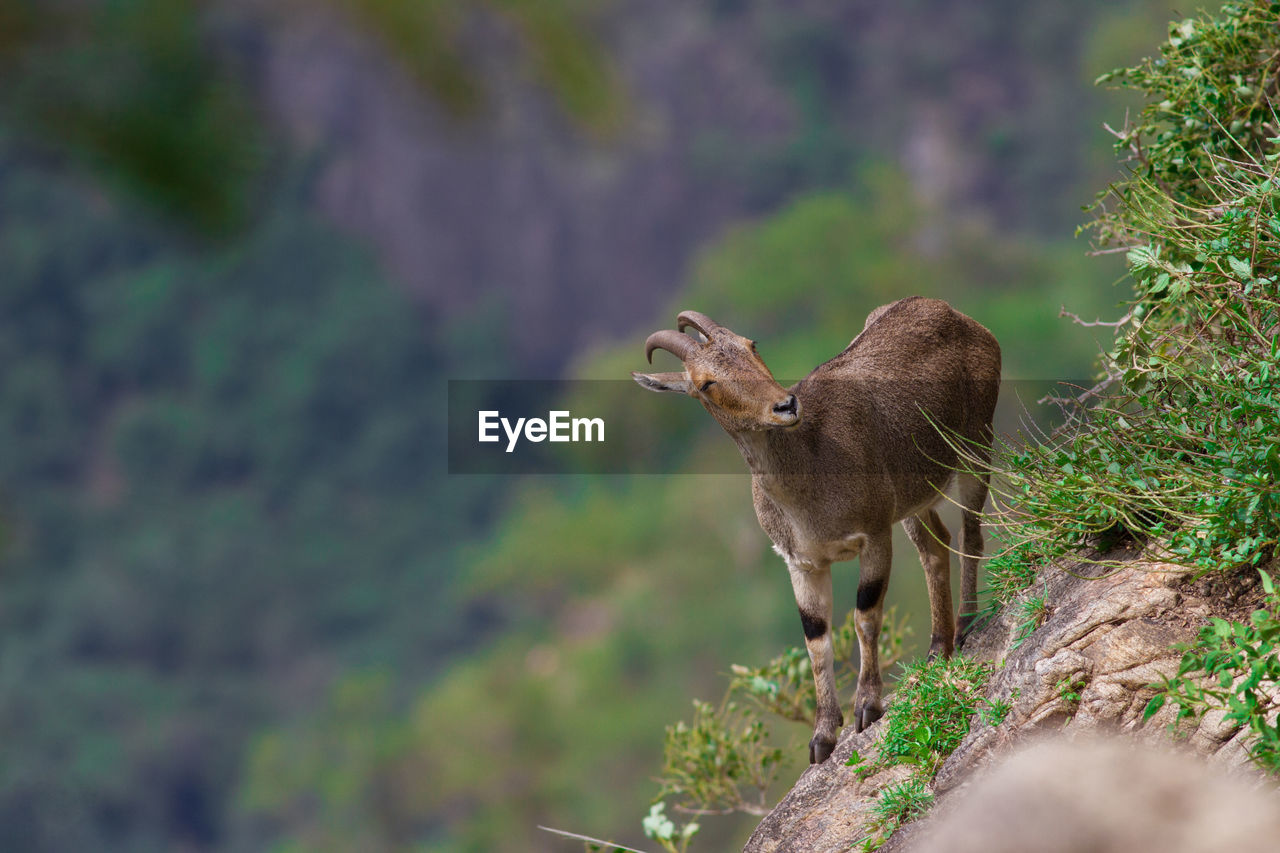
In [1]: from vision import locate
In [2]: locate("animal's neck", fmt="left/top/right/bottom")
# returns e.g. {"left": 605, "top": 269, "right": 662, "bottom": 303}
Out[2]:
{"left": 729, "top": 424, "right": 814, "bottom": 485}
{"left": 731, "top": 428, "right": 776, "bottom": 473}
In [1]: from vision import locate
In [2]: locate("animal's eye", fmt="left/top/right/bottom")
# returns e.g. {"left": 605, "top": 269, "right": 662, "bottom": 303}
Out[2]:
{"left": 700, "top": 380, "right": 716, "bottom": 392}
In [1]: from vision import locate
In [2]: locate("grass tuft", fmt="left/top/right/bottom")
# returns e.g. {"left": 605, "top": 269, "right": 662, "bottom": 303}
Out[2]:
{"left": 848, "top": 655, "right": 996, "bottom": 777}
{"left": 854, "top": 776, "right": 934, "bottom": 852}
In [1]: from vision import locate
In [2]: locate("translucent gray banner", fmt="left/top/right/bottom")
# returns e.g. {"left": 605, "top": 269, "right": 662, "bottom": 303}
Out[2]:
{"left": 447, "top": 379, "right": 1095, "bottom": 474}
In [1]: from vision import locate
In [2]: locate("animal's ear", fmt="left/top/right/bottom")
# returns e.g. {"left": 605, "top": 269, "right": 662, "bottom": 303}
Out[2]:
{"left": 632, "top": 371, "right": 690, "bottom": 394}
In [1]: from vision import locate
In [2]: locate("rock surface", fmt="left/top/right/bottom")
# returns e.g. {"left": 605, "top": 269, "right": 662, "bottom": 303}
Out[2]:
{"left": 743, "top": 553, "right": 1272, "bottom": 853}
{"left": 910, "top": 737, "right": 1280, "bottom": 853}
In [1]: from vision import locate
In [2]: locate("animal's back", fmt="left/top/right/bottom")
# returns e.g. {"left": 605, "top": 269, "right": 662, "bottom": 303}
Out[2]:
{"left": 788, "top": 297, "right": 1001, "bottom": 515}
{"left": 803, "top": 296, "right": 999, "bottom": 419}
{"left": 840, "top": 296, "right": 1001, "bottom": 383}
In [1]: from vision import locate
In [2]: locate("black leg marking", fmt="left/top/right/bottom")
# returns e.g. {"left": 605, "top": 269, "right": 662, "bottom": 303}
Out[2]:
{"left": 856, "top": 577, "right": 885, "bottom": 612}
{"left": 799, "top": 608, "right": 827, "bottom": 641}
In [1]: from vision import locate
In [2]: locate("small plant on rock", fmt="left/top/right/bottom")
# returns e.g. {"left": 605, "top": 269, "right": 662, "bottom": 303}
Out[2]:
{"left": 1056, "top": 673, "right": 1087, "bottom": 711}
{"left": 848, "top": 655, "right": 996, "bottom": 777}
{"left": 854, "top": 775, "right": 934, "bottom": 853}
{"left": 1147, "top": 568, "right": 1280, "bottom": 772}
{"left": 1011, "top": 587, "right": 1052, "bottom": 650}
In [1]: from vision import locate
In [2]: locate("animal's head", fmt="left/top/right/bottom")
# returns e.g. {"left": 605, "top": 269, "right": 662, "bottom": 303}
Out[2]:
{"left": 632, "top": 311, "right": 800, "bottom": 431}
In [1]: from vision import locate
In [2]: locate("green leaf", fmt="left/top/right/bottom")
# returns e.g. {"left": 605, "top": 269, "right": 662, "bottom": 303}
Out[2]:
{"left": 1143, "top": 692, "right": 1167, "bottom": 722}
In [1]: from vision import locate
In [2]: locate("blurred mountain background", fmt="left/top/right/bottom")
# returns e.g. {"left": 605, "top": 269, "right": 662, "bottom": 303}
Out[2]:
{"left": 0, "top": 0, "right": 1220, "bottom": 850}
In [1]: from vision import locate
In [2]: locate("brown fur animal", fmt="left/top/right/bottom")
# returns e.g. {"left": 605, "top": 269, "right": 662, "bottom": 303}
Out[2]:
{"left": 634, "top": 297, "right": 1001, "bottom": 763}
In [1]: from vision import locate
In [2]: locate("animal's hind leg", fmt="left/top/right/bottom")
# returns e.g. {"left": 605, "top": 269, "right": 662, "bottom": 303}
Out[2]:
{"left": 955, "top": 470, "right": 990, "bottom": 647}
{"left": 903, "top": 509, "right": 954, "bottom": 659}
{"left": 852, "top": 531, "right": 893, "bottom": 734}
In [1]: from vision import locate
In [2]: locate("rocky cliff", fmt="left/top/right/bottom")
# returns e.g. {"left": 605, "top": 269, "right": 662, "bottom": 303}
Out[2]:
{"left": 744, "top": 552, "right": 1275, "bottom": 852}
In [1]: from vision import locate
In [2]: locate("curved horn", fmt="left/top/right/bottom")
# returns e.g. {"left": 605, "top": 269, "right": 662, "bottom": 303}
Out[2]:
{"left": 676, "top": 310, "right": 724, "bottom": 340}
{"left": 645, "top": 329, "right": 699, "bottom": 364}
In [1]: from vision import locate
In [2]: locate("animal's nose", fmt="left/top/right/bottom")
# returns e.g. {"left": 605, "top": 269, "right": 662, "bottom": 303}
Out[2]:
{"left": 773, "top": 395, "right": 797, "bottom": 416}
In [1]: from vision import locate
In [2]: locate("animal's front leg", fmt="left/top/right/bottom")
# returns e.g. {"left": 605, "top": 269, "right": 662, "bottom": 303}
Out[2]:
{"left": 787, "top": 560, "right": 842, "bottom": 764}
{"left": 853, "top": 531, "right": 892, "bottom": 732}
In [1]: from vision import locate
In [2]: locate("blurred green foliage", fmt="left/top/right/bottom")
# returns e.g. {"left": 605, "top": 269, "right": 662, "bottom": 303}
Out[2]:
{"left": 656, "top": 698, "right": 783, "bottom": 818}
{"left": 328, "top": 0, "right": 622, "bottom": 128}
{"left": 2, "top": 0, "right": 264, "bottom": 233}
{"left": 243, "top": 473, "right": 795, "bottom": 850}
{"left": 0, "top": 0, "right": 619, "bottom": 232}
{"left": 0, "top": 140, "right": 497, "bottom": 849}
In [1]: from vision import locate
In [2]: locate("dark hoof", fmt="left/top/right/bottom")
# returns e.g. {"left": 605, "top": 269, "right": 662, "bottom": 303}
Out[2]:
{"left": 854, "top": 697, "right": 884, "bottom": 732}
{"left": 809, "top": 733, "right": 837, "bottom": 764}
{"left": 927, "top": 635, "right": 954, "bottom": 661}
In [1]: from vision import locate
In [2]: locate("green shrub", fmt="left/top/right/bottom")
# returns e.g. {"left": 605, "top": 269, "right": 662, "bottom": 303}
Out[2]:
{"left": 656, "top": 698, "right": 783, "bottom": 817}
{"left": 1147, "top": 569, "right": 1280, "bottom": 771}
{"left": 996, "top": 1, "right": 1280, "bottom": 578}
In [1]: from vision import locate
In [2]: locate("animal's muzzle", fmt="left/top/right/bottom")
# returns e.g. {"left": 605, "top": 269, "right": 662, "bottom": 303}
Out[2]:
{"left": 773, "top": 395, "right": 798, "bottom": 416}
